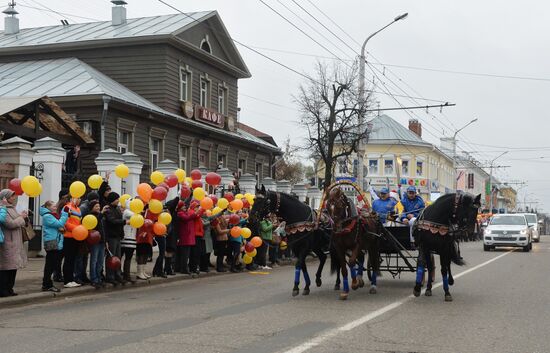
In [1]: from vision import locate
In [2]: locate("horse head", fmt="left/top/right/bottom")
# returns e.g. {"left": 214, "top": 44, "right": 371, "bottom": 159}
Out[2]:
{"left": 249, "top": 184, "right": 273, "bottom": 235}
{"left": 326, "top": 187, "right": 349, "bottom": 223}
{"left": 452, "top": 193, "right": 481, "bottom": 231}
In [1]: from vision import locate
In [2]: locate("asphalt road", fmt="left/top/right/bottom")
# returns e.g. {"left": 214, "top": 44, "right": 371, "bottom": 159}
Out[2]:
{"left": 1, "top": 237, "right": 549, "bottom": 353}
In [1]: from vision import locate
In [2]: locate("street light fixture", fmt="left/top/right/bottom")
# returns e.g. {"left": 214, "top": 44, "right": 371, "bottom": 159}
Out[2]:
{"left": 488, "top": 151, "right": 508, "bottom": 212}
{"left": 357, "top": 12, "right": 408, "bottom": 189}
{"left": 452, "top": 118, "right": 478, "bottom": 190}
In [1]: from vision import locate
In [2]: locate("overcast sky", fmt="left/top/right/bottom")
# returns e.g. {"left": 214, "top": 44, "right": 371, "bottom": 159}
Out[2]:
{"left": 4, "top": 0, "right": 549, "bottom": 211}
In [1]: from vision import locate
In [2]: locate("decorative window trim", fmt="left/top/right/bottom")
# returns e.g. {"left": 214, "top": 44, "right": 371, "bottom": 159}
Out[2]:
{"left": 117, "top": 118, "right": 137, "bottom": 132}
{"left": 200, "top": 74, "right": 212, "bottom": 108}
{"left": 178, "top": 134, "right": 193, "bottom": 146}
{"left": 179, "top": 65, "right": 193, "bottom": 102}
{"left": 200, "top": 35, "right": 212, "bottom": 54}
{"left": 217, "top": 82, "right": 228, "bottom": 116}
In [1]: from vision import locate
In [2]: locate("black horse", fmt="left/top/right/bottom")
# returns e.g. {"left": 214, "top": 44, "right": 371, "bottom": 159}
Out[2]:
{"left": 249, "top": 186, "right": 331, "bottom": 296}
{"left": 412, "top": 192, "right": 481, "bottom": 301}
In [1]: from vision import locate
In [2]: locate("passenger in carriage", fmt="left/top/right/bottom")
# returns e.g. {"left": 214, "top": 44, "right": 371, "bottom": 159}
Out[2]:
{"left": 400, "top": 186, "right": 425, "bottom": 244}
{"left": 371, "top": 187, "right": 397, "bottom": 225}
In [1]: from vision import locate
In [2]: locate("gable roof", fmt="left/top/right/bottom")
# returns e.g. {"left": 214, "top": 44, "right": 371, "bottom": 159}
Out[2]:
{"left": 367, "top": 114, "right": 432, "bottom": 147}
{"left": 238, "top": 122, "right": 278, "bottom": 147}
{"left": 0, "top": 11, "right": 250, "bottom": 78}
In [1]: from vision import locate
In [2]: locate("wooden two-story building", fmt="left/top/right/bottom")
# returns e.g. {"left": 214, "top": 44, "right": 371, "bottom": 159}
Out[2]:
{"left": 0, "top": 2, "right": 280, "bottom": 182}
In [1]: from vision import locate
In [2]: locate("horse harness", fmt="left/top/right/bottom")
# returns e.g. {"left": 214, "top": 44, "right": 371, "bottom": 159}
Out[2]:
{"left": 415, "top": 192, "right": 467, "bottom": 236}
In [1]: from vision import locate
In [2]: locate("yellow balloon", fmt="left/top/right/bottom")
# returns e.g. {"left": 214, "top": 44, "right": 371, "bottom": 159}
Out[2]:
{"left": 82, "top": 215, "right": 98, "bottom": 230}
{"left": 130, "top": 214, "right": 145, "bottom": 228}
{"left": 217, "top": 198, "right": 229, "bottom": 210}
{"left": 243, "top": 254, "right": 253, "bottom": 265}
{"left": 185, "top": 177, "right": 192, "bottom": 185}
{"left": 21, "top": 175, "right": 42, "bottom": 197}
{"left": 158, "top": 212, "right": 172, "bottom": 225}
{"left": 246, "top": 248, "right": 257, "bottom": 258}
{"left": 280, "top": 241, "right": 288, "bottom": 250}
{"left": 115, "top": 164, "right": 129, "bottom": 179}
{"left": 245, "top": 193, "right": 255, "bottom": 204}
{"left": 69, "top": 181, "right": 86, "bottom": 198}
{"left": 235, "top": 193, "right": 244, "bottom": 200}
{"left": 119, "top": 194, "right": 131, "bottom": 208}
{"left": 193, "top": 187, "right": 206, "bottom": 201}
{"left": 129, "top": 198, "right": 144, "bottom": 214}
{"left": 87, "top": 174, "right": 103, "bottom": 190}
{"left": 175, "top": 169, "right": 186, "bottom": 183}
{"left": 212, "top": 206, "right": 223, "bottom": 215}
{"left": 149, "top": 199, "right": 163, "bottom": 214}
{"left": 241, "top": 227, "right": 252, "bottom": 239}
{"left": 150, "top": 171, "right": 165, "bottom": 186}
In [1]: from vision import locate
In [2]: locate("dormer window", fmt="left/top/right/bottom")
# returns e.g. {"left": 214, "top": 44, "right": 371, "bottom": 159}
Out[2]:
{"left": 200, "top": 35, "right": 212, "bottom": 54}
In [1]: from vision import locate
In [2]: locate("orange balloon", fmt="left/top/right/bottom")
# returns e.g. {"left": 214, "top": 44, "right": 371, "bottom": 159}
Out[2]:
{"left": 250, "top": 236, "right": 263, "bottom": 248}
{"left": 230, "top": 199, "right": 243, "bottom": 211}
{"left": 73, "top": 225, "right": 89, "bottom": 241}
{"left": 153, "top": 222, "right": 167, "bottom": 236}
{"left": 137, "top": 183, "right": 153, "bottom": 203}
{"left": 200, "top": 197, "right": 214, "bottom": 210}
{"left": 230, "top": 226, "right": 242, "bottom": 238}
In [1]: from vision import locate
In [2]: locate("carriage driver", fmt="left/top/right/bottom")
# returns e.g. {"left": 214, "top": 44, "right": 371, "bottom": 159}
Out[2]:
{"left": 372, "top": 187, "right": 397, "bottom": 225}
{"left": 401, "top": 186, "right": 425, "bottom": 244}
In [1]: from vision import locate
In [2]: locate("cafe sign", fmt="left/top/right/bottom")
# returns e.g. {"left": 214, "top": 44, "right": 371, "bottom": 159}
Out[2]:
{"left": 194, "top": 106, "right": 225, "bottom": 128}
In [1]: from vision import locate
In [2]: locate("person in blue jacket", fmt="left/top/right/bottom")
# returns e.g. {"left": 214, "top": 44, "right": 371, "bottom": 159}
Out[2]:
{"left": 401, "top": 186, "right": 425, "bottom": 223}
{"left": 40, "top": 200, "right": 69, "bottom": 292}
{"left": 0, "top": 205, "right": 6, "bottom": 244}
{"left": 372, "top": 187, "right": 397, "bottom": 224}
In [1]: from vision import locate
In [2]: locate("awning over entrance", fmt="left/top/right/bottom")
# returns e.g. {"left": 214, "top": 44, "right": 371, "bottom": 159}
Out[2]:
{"left": 0, "top": 96, "right": 94, "bottom": 145}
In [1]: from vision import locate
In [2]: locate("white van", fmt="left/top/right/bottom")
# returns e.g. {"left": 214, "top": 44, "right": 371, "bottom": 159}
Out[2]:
{"left": 521, "top": 213, "right": 539, "bottom": 242}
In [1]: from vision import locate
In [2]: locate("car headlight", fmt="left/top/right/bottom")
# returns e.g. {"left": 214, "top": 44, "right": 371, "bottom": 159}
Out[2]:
{"left": 484, "top": 229, "right": 492, "bottom": 235}
{"left": 520, "top": 229, "right": 528, "bottom": 235}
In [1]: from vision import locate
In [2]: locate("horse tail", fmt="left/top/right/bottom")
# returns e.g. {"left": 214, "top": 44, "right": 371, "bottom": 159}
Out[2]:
{"left": 451, "top": 240, "right": 466, "bottom": 266}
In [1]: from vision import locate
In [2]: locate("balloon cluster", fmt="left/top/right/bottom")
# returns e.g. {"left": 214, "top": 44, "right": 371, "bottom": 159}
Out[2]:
{"left": 8, "top": 176, "right": 42, "bottom": 197}
{"left": 242, "top": 236, "right": 263, "bottom": 265}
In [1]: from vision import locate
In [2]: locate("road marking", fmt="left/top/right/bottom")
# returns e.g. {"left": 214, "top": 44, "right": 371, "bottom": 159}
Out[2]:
{"left": 280, "top": 250, "right": 513, "bottom": 353}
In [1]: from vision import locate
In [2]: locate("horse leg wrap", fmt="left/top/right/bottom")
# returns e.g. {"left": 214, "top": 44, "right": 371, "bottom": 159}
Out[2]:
{"left": 294, "top": 268, "right": 300, "bottom": 286}
{"left": 442, "top": 274, "right": 449, "bottom": 292}
{"left": 350, "top": 265, "right": 357, "bottom": 280}
{"left": 416, "top": 265, "right": 425, "bottom": 285}
{"left": 303, "top": 271, "right": 311, "bottom": 286}
{"left": 370, "top": 271, "right": 377, "bottom": 286}
{"left": 343, "top": 277, "right": 349, "bottom": 293}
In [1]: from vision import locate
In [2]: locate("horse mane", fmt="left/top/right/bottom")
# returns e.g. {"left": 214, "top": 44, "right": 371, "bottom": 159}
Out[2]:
{"left": 267, "top": 191, "right": 312, "bottom": 225}
{"left": 421, "top": 192, "right": 476, "bottom": 225}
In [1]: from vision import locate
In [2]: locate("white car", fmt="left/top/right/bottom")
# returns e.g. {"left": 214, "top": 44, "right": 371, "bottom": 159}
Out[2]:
{"left": 521, "top": 213, "right": 540, "bottom": 242}
{"left": 483, "top": 214, "right": 532, "bottom": 252}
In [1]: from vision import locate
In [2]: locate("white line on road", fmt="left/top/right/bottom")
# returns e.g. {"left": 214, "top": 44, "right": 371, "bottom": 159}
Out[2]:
{"left": 280, "top": 250, "right": 513, "bottom": 353}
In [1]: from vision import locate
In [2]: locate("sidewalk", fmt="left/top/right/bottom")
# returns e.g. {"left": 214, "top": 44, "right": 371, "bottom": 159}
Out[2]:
{"left": 0, "top": 256, "right": 294, "bottom": 307}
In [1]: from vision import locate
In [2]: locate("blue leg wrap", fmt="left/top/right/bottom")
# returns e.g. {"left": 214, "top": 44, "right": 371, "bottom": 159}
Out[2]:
{"left": 357, "top": 264, "right": 364, "bottom": 276}
{"left": 294, "top": 268, "right": 300, "bottom": 285}
{"left": 416, "top": 265, "right": 425, "bottom": 284}
{"left": 343, "top": 277, "right": 349, "bottom": 292}
{"left": 350, "top": 265, "right": 357, "bottom": 279}
{"left": 371, "top": 271, "right": 377, "bottom": 286}
{"left": 442, "top": 274, "right": 449, "bottom": 291}
{"left": 303, "top": 270, "right": 311, "bottom": 285}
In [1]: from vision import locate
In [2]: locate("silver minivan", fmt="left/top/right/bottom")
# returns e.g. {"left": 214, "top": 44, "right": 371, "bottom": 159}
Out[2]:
{"left": 483, "top": 214, "right": 532, "bottom": 252}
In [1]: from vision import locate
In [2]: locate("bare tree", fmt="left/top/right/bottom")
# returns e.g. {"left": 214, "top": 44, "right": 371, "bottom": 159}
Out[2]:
{"left": 274, "top": 137, "right": 305, "bottom": 184}
{"left": 295, "top": 61, "right": 371, "bottom": 190}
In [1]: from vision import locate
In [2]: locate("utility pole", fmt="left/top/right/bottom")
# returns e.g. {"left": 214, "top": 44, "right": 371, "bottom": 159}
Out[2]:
{"left": 488, "top": 151, "right": 508, "bottom": 212}
{"left": 452, "top": 118, "right": 477, "bottom": 191}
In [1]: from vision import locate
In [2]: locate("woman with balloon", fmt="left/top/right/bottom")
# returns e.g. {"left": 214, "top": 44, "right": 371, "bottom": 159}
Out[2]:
{"left": 39, "top": 200, "right": 69, "bottom": 292}
{"left": 62, "top": 194, "right": 83, "bottom": 289}
{"left": 103, "top": 192, "right": 127, "bottom": 285}
{"left": 121, "top": 198, "right": 137, "bottom": 283}
{"left": 86, "top": 200, "right": 106, "bottom": 289}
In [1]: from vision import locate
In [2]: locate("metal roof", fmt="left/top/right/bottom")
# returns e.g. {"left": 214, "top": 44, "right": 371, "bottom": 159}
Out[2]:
{"left": 0, "top": 95, "right": 40, "bottom": 116}
{"left": 0, "top": 57, "right": 279, "bottom": 152}
{"left": 0, "top": 12, "right": 213, "bottom": 48}
{"left": 367, "top": 114, "right": 432, "bottom": 147}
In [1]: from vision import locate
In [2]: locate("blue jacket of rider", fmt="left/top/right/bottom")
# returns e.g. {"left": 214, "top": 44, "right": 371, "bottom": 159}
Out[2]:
{"left": 372, "top": 198, "right": 397, "bottom": 223}
{"left": 401, "top": 194, "right": 425, "bottom": 220}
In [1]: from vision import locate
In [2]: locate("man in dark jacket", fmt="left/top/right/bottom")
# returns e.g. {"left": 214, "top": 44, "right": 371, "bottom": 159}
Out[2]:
{"left": 98, "top": 181, "right": 112, "bottom": 209}
{"left": 103, "top": 192, "right": 127, "bottom": 285}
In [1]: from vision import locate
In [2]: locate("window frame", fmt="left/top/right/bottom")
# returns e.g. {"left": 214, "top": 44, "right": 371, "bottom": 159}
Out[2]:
{"left": 200, "top": 75, "right": 211, "bottom": 108}
{"left": 150, "top": 138, "right": 161, "bottom": 171}
{"left": 179, "top": 66, "right": 192, "bottom": 102}
{"left": 401, "top": 160, "right": 409, "bottom": 176}
{"left": 368, "top": 159, "right": 379, "bottom": 176}
{"left": 416, "top": 161, "right": 424, "bottom": 177}
{"left": 198, "top": 148, "right": 210, "bottom": 168}
{"left": 384, "top": 158, "right": 394, "bottom": 175}
{"left": 117, "top": 130, "right": 130, "bottom": 154}
{"left": 238, "top": 159, "right": 247, "bottom": 177}
{"left": 179, "top": 144, "right": 189, "bottom": 171}
{"left": 218, "top": 84, "right": 228, "bottom": 115}
{"left": 149, "top": 127, "right": 166, "bottom": 173}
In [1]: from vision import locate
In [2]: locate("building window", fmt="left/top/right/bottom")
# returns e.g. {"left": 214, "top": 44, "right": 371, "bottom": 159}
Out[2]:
{"left": 151, "top": 138, "right": 161, "bottom": 171}
{"left": 255, "top": 163, "right": 262, "bottom": 185}
{"left": 368, "top": 160, "right": 378, "bottom": 175}
{"left": 401, "top": 160, "right": 409, "bottom": 176}
{"left": 238, "top": 159, "right": 246, "bottom": 177}
{"left": 117, "top": 130, "right": 131, "bottom": 154}
{"left": 200, "top": 36, "right": 212, "bottom": 54}
{"left": 199, "top": 148, "right": 210, "bottom": 168}
{"left": 218, "top": 85, "right": 227, "bottom": 115}
{"left": 217, "top": 154, "right": 226, "bottom": 169}
{"left": 179, "top": 67, "right": 192, "bottom": 102}
{"left": 416, "top": 161, "right": 423, "bottom": 177}
{"left": 337, "top": 158, "right": 348, "bottom": 175}
{"left": 467, "top": 173, "right": 474, "bottom": 189}
{"left": 200, "top": 77, "right": 210, "bottom": 107}
{"left": 384, "top": 159, "right": 394, "bottom": 175}
{"left": 179, "top": 145, "right": 189, "bottom": 171}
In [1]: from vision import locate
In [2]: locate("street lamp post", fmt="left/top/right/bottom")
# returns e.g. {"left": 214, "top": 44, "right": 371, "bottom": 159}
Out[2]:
{"left": 488, "top": 151, "right": 508, "bottom": 212}
{"left": 357, "top": 12, "right": 408, "bottom": 190}
{"left": 452, "top": 118, "right": 478, "bottom": 191}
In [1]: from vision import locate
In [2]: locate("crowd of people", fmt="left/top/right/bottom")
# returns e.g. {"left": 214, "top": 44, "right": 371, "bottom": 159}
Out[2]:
{"left": 0, "top": 181, "right": 289, "bottom": 297}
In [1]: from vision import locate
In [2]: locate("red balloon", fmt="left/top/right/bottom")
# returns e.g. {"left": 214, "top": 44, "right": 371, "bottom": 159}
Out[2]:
{"left": 145, "top": 211, "right": 158, "bottom": 222}
{"left": 8, "top": 178, "right": 23, "bottom": 196}
{"left": 205, "top": 172, "right": 221, "bottom": 186}
{"left": 106, "top": 256, "right": 121, "bottom": 271}
{"left": 229, "top": 213, "right": 240, "bottom": 225}
{"left": 86, "top": 230, "right": 101, "bottom": 245}
{"left": 152, "top": 186, "right": 168, "bottom": 201}
{"left": 224, "top": 192, "right": 235, "bottom": 202}
{"left": 158, "top": 182, "right": 170, "bottom": 192}
{"left": 209, "top": 195, "right": 218, "bottom": 205}
{"left": 242, "top": 199, "right": 250, "bottom": 209}
{"left": 165, "top": 174, "right": 178, "bottom": 188}
{"left": 191, "top": 180, "right": 203, "bottom": 189}
{"left": 245, "top": 242, "right": 255, "bottom": 253}
{"left": 180, "top": 186, "right": 191, "bottom": 199}
{"left": 190, "top": 169, "right": 202, "bottom": 180}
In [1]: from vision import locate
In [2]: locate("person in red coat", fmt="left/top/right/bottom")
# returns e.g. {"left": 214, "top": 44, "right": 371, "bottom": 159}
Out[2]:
{"left": 190, "top": 202, "right": 205, "bottom": 275}
{"left": 176, "top": 202, "right": 201, "bottom": 277}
